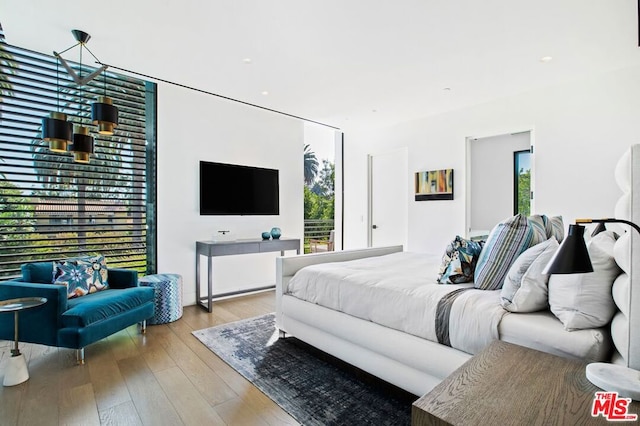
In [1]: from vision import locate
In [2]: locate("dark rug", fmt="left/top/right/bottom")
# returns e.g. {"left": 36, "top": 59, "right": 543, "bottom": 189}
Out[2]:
{"left": 192, "top": 314, "right": 416, "bottom": 426}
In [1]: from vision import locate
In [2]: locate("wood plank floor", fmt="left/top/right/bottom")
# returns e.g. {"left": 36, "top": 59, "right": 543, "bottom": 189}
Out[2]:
{"left": 0, "top": 291, "right": 299, "bottom": 426}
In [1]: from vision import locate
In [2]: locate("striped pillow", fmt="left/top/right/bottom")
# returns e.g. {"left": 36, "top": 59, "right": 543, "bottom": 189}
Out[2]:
{"left": 547, "top": 216, "right": 564, "bottom": 243}
{"left": 527, "top": 214, "right": 549, "bottom": 245}
{"left": 474, "top": 214, "right": 539, "bottom": 290}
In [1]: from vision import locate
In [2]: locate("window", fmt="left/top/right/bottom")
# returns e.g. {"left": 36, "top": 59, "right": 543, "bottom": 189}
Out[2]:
{"left": 0, "top": 33, "right": 157, "bottom": 279}
{"left": 514, "top": 150, "right": 531, "bottom": 216}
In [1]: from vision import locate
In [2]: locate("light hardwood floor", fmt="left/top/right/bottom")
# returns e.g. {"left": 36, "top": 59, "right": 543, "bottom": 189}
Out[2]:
{"left": 0, "top": 291, "right": 299, "bottom": 426}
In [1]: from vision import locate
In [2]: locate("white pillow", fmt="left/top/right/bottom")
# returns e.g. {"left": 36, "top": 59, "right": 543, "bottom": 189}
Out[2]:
{"left": 501, "top": 238, "right": 559, "bottom": 312}
{"left": 548, "top": 231, "right": 621, "bottom": 331}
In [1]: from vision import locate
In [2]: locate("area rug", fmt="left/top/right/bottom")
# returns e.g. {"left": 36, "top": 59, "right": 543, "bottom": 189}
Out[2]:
{"left": 192, "top": 314, "right": 416, "bottom": 425}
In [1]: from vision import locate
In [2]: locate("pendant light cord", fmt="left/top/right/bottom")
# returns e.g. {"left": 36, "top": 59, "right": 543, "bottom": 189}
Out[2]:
{"left": 83, "top": 44, "right": 107, "bottom": 97}
{"left": 56, "top": 60, "right": 60, "bottom": 112}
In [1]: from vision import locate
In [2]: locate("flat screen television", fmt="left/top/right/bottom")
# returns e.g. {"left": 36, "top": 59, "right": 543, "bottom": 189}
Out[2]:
{"left": 199, "top": 161, "right": 280, "bottom": 215}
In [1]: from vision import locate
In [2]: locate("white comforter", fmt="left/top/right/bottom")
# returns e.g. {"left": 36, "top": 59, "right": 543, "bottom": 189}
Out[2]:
{"left": 287, "top": 251, "right": 507, "bottom": 355}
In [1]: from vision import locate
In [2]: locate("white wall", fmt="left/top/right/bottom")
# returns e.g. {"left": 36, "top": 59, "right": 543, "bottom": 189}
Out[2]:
{"left": 157, "top": 84, "right": 304, "bottom": 305}
{"left": 343, "top": 65, "right": 640, "bottom": 255}
{"left": 469, "top": 132, "right": 530, "bottom": 234}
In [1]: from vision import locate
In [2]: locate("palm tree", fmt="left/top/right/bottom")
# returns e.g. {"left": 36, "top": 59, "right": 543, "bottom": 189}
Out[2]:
{"left": 304, "top": 144, "right": 319, "bottom": 186}
{"left": 0, "top": 25, "right": 16, "bottom": 179}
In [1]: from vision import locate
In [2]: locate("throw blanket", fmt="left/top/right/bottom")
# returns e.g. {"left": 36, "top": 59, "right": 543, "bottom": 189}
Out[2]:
{"left": 287, "top": 252, "right": 507, "bottom": 355}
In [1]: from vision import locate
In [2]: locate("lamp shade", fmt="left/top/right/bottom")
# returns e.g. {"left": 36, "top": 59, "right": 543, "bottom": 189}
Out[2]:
{"left": 591, "top": 222, "right": 607, "bottom": 237}
{"left": 42, "top": 112, "right": 72, "bottom": 152}
{"left": 542, "top": 224, "right": 593, "bottom": 274}
{"left": 70, "top": 125, "right": 94, "bottom": 163}
{"left": 91, "top": 96, "right": 118, "bottom": 135}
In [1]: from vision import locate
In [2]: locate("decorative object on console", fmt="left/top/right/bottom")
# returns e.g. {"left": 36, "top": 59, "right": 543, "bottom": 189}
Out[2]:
{"left": 261, "top": 231, "right": 271, "bottom": 240}
{"left": 437, "top": 236, "right": 483, "bottom": 284}
{"left": 415, "top": 169, "right": 454, "bottom": 201}
{"left": 270, "top": 227, "right": 282, "bottom": 239}
{"left": 544, "top": 217, "right": 640, "bottom": 400}
{"left": 42, "top": 29, "right": 119, "bottom": 163}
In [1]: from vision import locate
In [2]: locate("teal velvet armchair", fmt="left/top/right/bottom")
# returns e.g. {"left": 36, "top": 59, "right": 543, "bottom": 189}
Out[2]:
{"left": 0, "top": 261, "right": 155, "bottom": 363}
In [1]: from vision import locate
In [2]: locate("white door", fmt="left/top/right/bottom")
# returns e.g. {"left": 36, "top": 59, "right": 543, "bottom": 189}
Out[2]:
{"left": 368, "top": 148, "right": 408, "bottom": 248}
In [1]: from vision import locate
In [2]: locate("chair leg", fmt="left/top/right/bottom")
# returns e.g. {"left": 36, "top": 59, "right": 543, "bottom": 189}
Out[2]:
{"left": 141, "top": 320, "right": 147, "bottom": 334}
{"left": 76, "top": 348, "right": 85, "bottom": 365}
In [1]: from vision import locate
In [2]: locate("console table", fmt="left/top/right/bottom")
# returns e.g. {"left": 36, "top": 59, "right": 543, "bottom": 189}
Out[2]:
{"left": 412, "top": 340, "right": 640, "bottom": 425}
{"left": 195, "top": 238, "right": 300, "bottom": 312}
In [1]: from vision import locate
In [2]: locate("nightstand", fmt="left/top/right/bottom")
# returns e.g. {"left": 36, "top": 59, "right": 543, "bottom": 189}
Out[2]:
{"left": 412, "top": 340, "right": 640, "bottom": 425}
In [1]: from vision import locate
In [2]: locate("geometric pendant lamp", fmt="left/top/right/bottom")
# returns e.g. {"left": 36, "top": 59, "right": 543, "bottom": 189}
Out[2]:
{"left": 70, "top": 125, "right": 94, "bottom": 163}
{"left": 42, "top": 112, "right": 72, "bottom": 152}
{"left": 91, "top": 95, "right": 118, "bottom": 135}
{"left": 43, "top": 29, "right": 118, "bottom": 163}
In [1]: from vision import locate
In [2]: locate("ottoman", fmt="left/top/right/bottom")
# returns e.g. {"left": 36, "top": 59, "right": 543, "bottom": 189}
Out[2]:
{"left": 139, "top": 273, "right": 183, "bottom": 325}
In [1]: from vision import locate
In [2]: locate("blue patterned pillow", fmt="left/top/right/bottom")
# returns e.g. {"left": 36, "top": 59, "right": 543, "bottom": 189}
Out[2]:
{"left": 437, "top": 236, "right": 484, "bottom": 284}
{"left": 474, "top": 214, "right": 539, "bottom": 290}
{"left": 53, "top": 255, "right": 109, "bottom": 299}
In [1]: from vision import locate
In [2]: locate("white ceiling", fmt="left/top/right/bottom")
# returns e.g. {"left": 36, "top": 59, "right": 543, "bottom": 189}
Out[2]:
{"left": 2, "top": 0, "right": 640, "bottom": 130}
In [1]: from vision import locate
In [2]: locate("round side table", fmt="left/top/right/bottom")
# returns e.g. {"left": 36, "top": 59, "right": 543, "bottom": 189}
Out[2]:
{"left": 139, "top": 274, "right": 183, "bottom": 325}
{"left": 0, "top": 297, "right": 47, "bottom": 386}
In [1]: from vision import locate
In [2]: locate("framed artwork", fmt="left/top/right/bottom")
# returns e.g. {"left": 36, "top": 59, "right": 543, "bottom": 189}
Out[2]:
{"left": 415, "top": 169, "right": 454, "bottom": 201}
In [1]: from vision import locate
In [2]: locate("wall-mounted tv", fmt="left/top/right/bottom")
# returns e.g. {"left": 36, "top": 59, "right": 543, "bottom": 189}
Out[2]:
{"left": 200, "top": 161, "right": 280, "bottom": 215}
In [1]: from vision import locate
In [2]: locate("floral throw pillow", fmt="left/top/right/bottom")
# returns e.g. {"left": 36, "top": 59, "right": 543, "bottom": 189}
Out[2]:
{"left": 53, "top": 255, "right": 109, "bottom": 299}
{"left": 437, "top": 236, "right": 484, "bottom": 284}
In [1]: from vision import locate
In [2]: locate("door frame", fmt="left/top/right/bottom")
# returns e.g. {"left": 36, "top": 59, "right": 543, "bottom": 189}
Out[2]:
{"left": 367, "top": 147, "right": 409, "bottom": 248}
{"left": 465, "top": 128, "right": 535, "bottom": 239}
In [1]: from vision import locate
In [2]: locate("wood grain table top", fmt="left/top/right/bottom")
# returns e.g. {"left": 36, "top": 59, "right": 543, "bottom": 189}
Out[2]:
{"left": 412, "top": 340, "right": 640, "bottom": 425}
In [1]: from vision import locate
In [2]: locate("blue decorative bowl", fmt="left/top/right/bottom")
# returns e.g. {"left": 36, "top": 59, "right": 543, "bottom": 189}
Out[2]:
{"left": 261, "top": 232, "right": 271, "bottom": 240}
{"left": 270, "top": 227, "right": 282, "bottom": 239}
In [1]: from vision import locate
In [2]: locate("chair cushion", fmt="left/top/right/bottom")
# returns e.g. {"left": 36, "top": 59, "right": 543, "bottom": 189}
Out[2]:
{"left": 61, "top": 287, "right": 154, "bottom": 328}
{"left": 21, "top": 261, "right": 55, "bottom": 284}
{"left": 54, "top": 255, "right": 110, "bottom": 299}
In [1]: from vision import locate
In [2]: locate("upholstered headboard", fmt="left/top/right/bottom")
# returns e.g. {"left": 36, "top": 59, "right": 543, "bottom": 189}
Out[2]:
{"left": 612, "top": 144, "right": 640, "bottom": 370}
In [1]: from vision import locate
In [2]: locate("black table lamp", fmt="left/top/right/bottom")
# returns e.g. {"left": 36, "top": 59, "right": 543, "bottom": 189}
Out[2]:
{"left": 543, "top": 217, "right": 640, "bottom": 400}
{"left": 543, "top": 218, "right": 640, "bottom": 275}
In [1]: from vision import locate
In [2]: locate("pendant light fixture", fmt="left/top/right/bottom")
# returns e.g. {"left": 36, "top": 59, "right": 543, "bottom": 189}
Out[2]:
{"left": 70, "top": 125, "right": 94, "bottom": 163}
{"left": 42, "top": 55, "right": 72, "bottom": 151}
{"left": 42, "top": 112, "right": 72, "bottom": 152}
{"left": 43, "top": 29, "right": 118, "bottom": 163}
{"left": 92, "top": 95, "right": 118, "bottom": 135}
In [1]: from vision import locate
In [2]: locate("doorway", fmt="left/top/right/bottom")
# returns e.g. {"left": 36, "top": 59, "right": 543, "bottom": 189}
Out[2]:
{"left": 368, "top": 148, "right": 408, "bottom": 248}
{"left": 466, "top": 131, "right": 532, "bottom": 239}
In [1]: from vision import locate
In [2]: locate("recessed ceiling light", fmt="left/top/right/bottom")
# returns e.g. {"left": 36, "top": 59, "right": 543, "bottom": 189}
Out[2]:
{"left": 372, "top": 109, "right": 377, "bottom": 113}
{"left": 261, "top": 91, "right": 269, "bottom": 96}
{"left": 243, "top": 58, "right": 252, "bottom": 64}
{"left": 443, "top": 87, "right": 451, "bottom": 91}
{"left": 540, "top": 56, "right": 553, "bottom": 63}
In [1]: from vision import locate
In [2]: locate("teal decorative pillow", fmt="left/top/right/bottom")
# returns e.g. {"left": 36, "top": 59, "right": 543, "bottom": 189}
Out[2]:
{"left": 437, "top": 236, "right": 484, "bottom": 284}
{"left": 474, "top": 214, "right": 539, "bottom": 290}
{"left": 53, "top": 255, "right": 109, "bottom": 299}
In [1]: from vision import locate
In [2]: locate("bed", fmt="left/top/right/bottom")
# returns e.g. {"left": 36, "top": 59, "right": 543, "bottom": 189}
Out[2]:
{"left": 276, "top": 144, "right": 640, "bottom": 397}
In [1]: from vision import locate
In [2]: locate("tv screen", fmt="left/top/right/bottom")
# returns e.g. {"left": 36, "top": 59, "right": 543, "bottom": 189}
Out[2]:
{"left": 200, "top": 161, "right": 280, "bottom": 215}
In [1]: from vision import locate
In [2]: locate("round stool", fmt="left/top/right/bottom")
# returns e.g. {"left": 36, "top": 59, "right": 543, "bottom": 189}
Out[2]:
{"left": 139, "top": 274, "right": 183, "bottom": 325}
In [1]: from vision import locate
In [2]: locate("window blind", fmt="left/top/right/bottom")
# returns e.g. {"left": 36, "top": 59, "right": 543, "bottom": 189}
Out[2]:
{"left": 0, "top": 31, "right": 157, "bottom": 280}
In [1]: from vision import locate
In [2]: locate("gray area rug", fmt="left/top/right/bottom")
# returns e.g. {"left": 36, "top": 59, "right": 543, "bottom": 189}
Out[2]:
{"left": 192, "top": 314, "right": 415, "bottom": 426}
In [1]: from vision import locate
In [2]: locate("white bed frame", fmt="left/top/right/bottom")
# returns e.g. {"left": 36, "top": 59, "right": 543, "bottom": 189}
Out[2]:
{"left": 276, "top": 144, "right": 640, "bottom": 396}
